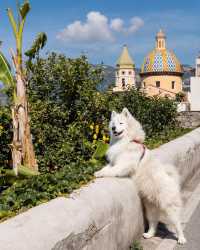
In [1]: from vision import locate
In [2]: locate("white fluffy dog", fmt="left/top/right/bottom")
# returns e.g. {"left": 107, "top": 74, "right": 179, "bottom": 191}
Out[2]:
{"left": 95, "top": 108, "right": 186, "bottom": 244}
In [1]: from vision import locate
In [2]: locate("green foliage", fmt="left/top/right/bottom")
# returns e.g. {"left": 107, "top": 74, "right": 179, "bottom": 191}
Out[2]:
{"left": 130, "top": 240, "right": 143, "bottom": 250}
{"left": 7, "top": 1, "right": 31, "bottom": 59}
{"left": 26, "top": 53, "right": 178, "bottom": 173}
{"left": 19, "top": 1, "right": 30, "bottom": 19}
{"left": 92, "top": 141, "right": 109, "bottom": 160}
{"left": 175, "top": 92, "right": 186, "bottom": 102}
{"left": 27, "top": 53, "right": 104, "bottom": 172}
{"left": 105, "top": 90, "right": 177, "bottom": 138}
{"left": 0, "top": 105, "right": 12, "bottom": 169}
{"left": 0, "top": 160, "right": 101, "bottom": 221}
{"left": 0, "top": 52, "right": 14, "bottom": 87}
{"left": 25, "top": 32, "right": 47, "bottom": 62}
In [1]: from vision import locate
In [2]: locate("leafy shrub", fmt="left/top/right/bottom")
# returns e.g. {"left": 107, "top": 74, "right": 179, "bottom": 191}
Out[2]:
{"left": 0, "top": 105, "right": 12, "bottom": 169}
{"left": 22, "top": 53, "right": 178, "bottom": 172}
{"left": 0, "top": 160, "right": 102, "bottom": 220}
{"left": 0, "top": 53, "right": 178, "bottom": 174}
{"left": 27, "top": 53, "right": 105, "bottom": 172}
{"left": 105, "top": 90, "right": 177, "bottom": 138}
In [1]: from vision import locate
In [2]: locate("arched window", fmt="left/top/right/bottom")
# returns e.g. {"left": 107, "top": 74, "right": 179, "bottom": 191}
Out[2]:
{"left": 122, "top": 71, "right": 125, "bottom": 75}
{"left": 122, "top": 78, "right": 126, "bottom": 89}
{"left": 129, "top": 71, "right": 132, "bottom": 75}
{"left": 172, "top": 81, "right": 175, "bottom": 89}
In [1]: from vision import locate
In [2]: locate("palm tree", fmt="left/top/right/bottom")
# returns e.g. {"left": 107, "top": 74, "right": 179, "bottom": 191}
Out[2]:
{"left": 0, "top": 1, "right": 46, "bottom": 175}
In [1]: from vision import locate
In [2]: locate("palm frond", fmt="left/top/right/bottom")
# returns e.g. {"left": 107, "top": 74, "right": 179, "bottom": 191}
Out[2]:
{"left": 25, "top": 32, "right": 47, "bottom": 60}
{"left": 0, "top": 52, "right": 14, "bottom": 87}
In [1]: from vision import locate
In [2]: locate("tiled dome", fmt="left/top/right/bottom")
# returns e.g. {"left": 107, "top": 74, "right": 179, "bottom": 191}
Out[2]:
{"left": 141, "top": 30, "right": 182, "bottom": 75}
{"left": 141, "top": 49, "right": 182, "bottom": 74}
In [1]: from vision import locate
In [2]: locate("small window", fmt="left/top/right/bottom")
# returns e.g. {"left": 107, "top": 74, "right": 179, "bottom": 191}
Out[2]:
{"left": 129, "top": 71, "right": 132, "bottom": 75}
{"left": 122, "top": 78, "right": 126, "bottom": 88}
{"left": 156, "top": 81, "right": 160, "bottom": 88}
{"left": 172, "top": 81, "right": 175, "bottom": 89}
{"left": 143, "top": 82, "right": 146, "bottom": 88}
{"left": 122, "top": 71, "right": 125, "bottom": 75}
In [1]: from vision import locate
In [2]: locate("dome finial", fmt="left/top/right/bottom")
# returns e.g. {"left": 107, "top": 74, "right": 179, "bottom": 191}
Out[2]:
{"left": 156, "top": 29, "right": 166, "bottom": 38}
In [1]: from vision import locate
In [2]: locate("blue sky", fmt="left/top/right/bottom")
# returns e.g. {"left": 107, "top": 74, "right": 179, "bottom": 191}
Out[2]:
{"left": 0, "top": 0, "right": 200, "bottom": 67}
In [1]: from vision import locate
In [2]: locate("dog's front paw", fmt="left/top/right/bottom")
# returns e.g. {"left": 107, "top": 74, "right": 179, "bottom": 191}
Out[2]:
{"left": 143, "top": 232, "right": 155, "bottom": 239}
{"left": 178, "top": 236, "right": 187, "bottom": 245}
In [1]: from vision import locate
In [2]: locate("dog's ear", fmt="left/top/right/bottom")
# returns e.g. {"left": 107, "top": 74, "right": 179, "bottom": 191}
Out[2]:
{"left": 111, "top": 111, "right": 117, "bottom": 119}
{"left": 122, "top": 107, "right": 130, "bottom": 118}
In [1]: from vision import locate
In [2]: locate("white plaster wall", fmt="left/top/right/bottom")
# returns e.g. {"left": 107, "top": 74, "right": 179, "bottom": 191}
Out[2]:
{"left": 190, "top": 77, "right": 200, "bottom": 111}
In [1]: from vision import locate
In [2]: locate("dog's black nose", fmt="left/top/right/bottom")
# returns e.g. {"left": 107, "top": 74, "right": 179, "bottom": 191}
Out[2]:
{"left": 112, "top": 126, "right": 116, "bottom": 131}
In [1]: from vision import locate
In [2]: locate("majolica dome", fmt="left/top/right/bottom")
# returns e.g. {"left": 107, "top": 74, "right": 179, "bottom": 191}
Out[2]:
{"left": 141, "top": 30, "right": 183, "bottom": 76}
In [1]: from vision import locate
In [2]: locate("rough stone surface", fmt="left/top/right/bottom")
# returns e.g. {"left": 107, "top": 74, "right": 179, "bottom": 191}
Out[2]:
{"left": 0, "top": 128, "right": 200, "bottom": 250}
{"left": 177, "top": 111, "right": 200, "bottom": 128}
{"left": 152, "top": 128, "right": 200, "bottom": 185}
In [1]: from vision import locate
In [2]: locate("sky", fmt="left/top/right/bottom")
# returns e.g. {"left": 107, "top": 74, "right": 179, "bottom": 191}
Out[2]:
{"left": 0, "top": 0, "right": 200, "bottom": 67}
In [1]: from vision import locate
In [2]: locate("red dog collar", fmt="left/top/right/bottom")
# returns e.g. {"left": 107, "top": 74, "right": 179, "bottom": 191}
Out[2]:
{"left": 132, "top": 139, "right": 146, "bottom": 161}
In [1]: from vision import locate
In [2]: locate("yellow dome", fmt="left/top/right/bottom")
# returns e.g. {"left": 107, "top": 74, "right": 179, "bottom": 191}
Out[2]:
{"left": 141, "top": 49, "right": 182, "bottom": 74}
{"left": 141, "top": 30, "right": 183, "bottom": 75}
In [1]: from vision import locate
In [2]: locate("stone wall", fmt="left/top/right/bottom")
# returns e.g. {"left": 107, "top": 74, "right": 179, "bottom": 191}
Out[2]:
{"left": 0, "top": 128, "right": 200, "bottom": 250}
{"left": 177, "top": 111, "right": 200, "bottom": 128}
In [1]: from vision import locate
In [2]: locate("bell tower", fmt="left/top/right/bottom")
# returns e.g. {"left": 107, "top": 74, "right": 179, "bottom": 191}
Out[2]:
{"left": 156, "top": 29, "right": 166, "bottom": 50}
{"left": 113, "top": 45, "right": 135, "bottom": 92}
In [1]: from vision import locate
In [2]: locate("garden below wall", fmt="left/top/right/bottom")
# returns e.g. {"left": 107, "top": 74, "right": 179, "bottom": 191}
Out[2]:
{"left": 0, "top": 128, "right": 200, "bottom": 250}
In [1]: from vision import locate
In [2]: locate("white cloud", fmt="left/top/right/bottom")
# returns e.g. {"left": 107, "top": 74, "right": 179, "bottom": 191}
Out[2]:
{"left": 110, "top": 16, "right": 144, "bottom": 34}
{"left": 110, "top": 18, "right": 124, "bottom": 32}
{"left": 128, "top": 17, "right": 144, "bottom": 34}
{"left": 56, "top": 12, "right": 144, "bottom": 43}
{"left": 56, "top": 11, "right": 114, "bottom": 43}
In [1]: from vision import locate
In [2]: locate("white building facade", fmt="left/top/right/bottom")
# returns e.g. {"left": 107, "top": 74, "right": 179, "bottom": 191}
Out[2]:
{"left": 190, "top": 56, "right": 200, "bottom": 111}
{"left": 113, "top": 45, "right": 136, "bottom": 92}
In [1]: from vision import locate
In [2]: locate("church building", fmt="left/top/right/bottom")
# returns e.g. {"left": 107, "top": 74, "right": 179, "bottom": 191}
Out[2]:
{"left": 140, "top": 30, "right": 183, "bottom": 98}
{"left": 113, "top": 45, "right": 136, "bottom": 92}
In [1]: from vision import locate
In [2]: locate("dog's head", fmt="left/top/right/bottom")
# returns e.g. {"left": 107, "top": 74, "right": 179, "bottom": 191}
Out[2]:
{"left": 109, "top": 108, "right": 145, "bottom": 143}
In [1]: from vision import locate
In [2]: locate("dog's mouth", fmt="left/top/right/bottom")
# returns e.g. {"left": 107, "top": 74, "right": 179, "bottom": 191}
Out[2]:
{"left": 113, "top": 130, "right": 124, "bottom": 136}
